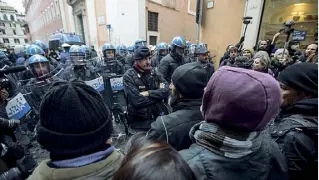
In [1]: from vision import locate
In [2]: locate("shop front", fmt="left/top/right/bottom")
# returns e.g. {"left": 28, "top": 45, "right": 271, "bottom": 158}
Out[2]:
{"left": 258, "top": 0, "right": 318, "bottom": 49}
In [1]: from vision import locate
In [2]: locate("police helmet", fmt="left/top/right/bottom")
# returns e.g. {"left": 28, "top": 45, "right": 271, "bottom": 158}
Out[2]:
{"left": 26, "top": 45, "right": 45, "bottom": 56}
{"left": 69, "top": 45, "right": 86, "bottom": 65}
{"left": 102, "top": 43, "right": 116, "bottom": 60}
{"left": 198, "top": 43, "right": 208, "bottom": 49}
{"left": 127, "top": 45, "right": 134, "bottom": 53}
{"left": 33, "top": 40, "right": 48, "bottom": 50}
{"left": 134, "top": 39, "right": 147, "bottom": 50}
{"left": 116, "top": 44, "right": 127, "bottom": 57}
{"left": 171, "top": 36, "right": 186, "bottom": 49}
{"left": 27, "top": 54, "right": 51, "bottom": 79}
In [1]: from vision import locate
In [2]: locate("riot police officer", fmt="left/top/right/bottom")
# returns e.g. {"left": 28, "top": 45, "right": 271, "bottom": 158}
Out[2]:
{"left": 159, "top": 36, "right": 187, "bottom": 84}
{"left": 127, "top": 45, "right": 134, "bottom": 55}
{"left": 61, "top": 45, "right": 99, "bottom": 81}
{"left": 100, "top": 43, "right": 124, "bottom": 75}
{"left": 81, "top": 45, "right": 91, "bottom": 60}
{"left": 33, "top": 40, "right": 59, "bottom": 68}
{"left": 151, "top": 43, "right": 169, "bottom": 68}
{"left": 184, "top": 41, "right": 191, "bottom": 63}
{"left": 0, "top": 51, "right": 13, "bottom": 68}
{"left": 116, "top": 44, "right": 128, "bottom": 66}
{"left": 125, "top": 39, "right": 147, "bottom": 70}
{"left": 25, "top": 55, "right": 61, "bottom": 115}
{"left": 18, "top": 45, "right": 46, "bottom": 85}
{"left": 60, "top": 43, "right": 71, "bottom": 64}
{"left": 188, "top": 44, "right": 197, "bottom": 62}
{"left": 193, "top": 47, "right": 214, "bottom": 82}
{"left": 124, "top": 46, "right": 169, "bottom": 131}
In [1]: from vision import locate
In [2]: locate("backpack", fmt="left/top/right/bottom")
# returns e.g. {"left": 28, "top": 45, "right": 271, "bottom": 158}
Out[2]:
{"left": 278, "top": 115, "right": 318, "bottom": 179}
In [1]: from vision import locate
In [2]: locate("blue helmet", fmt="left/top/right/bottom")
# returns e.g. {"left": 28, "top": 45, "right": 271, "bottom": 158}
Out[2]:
{"left": 171, "top": 36, "right": 186, "bottom": 49}
{"left": 127, "top": 45, "right": 134, "bottom": 53}
{"left": 33, "top": 40, "right": 48, "bottom": 50}
{"left": 134, "top": 39, "right": 147, "bottom": 49}
{"left": 102, "top": 43, "right": 116, "bottom": 60}
{"left": 157, "top": 43, "right": 169, "bottom": 50}
{"left": 27, "top": 54, "right": 51, "bottom": 79}
{"left": 102, "top": 43, "right": 116, "bottom": 51}
{"left": 0, "top": 51, "right": 7, "bottom": 59}
{"left": 69, "top": 45, "right": 86, "bottom": 64}
{"left": 190, "top": 44, "right": 197, "bottom": 54}
{"left": 80, "top": 45, "right": 90, "bottom": 58}
{"left": 69, "top": 45, "right": 85, "bottom": 55}
{"left": 198, "top": 43, "right": 208, "bottom": 49}
{"left": 81, "top": 45, "right": 90, "bottom": 52}
{"left": 26, "top": 45, "right": 45, "bottom": 56}
{"left": 186, "top": 41, "right": 191, "bottom": 48}
{"left": 157, "top": 43, "right": 169, "bottom": 58}
{"left": 27, "top": 54, "right": 49, "bottom": 65}
{"left": 116, "top": 44, "right": 127, "bottom": 57}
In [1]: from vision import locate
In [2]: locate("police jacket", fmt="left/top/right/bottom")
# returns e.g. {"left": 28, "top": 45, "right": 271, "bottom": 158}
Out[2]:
{"left": 148, "top": 99, "right": 203, "bottom": 151}
{"left": 124, "top": 54, "right": 134, "bottom": 71}
{"left": 123, "top": 65, "right": 169, "bottom": 126}
{"left": 268, "top": 98, "right": 318, "bottom": 180}
{"left": 159, "top": 53, "right": 186, "bottom": 84}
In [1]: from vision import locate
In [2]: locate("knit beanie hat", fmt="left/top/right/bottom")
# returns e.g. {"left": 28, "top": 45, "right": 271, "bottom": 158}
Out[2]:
{"left": 278, "top": 63, "right": 318, "bottom": 97}
{"left": 202, "top": 66, "right": 281, "bottom": 132}
{"left": 37, "top": 80, "right": 113, "bottom": 157}
{"left": 172, "top": 62, "right": 208, "bottom": 99}
{"left": 134, "top": 46, "right": 150, "bottom": 60}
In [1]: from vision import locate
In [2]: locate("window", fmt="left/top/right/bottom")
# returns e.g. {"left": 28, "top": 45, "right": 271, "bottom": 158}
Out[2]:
{"left": 12, "top": 23, "right": 16, "bottom": 28}
{"left": 148, "top": 11, "right": 159, "bottom": 32}
{"left": 24, "top": 39, "right": 28, "bottom": 43}
{"left": 0, "top": 23, "right": 4, "bottom": 27}
{"left": 149, "top": 36, "right": 157, "bottom": 45}
{"left": 10, "top": 15, "right": 14, "bottom": 21}
{"left": 9, "top": 24, "right": 11, "bottom": 27}
{"left": 23, "top": 29, "right": 26, "bottom": 35}
{"left": 14, "top": 39, "right": 20, "bottom": 44}
{"left": 0, "top": 29, "right": 5, "bottom": 35}
{"left": 3, "top": 14, "right": 8, "bottom": 21}
{"left": 3, "top": 38, "right": 9, "bottom": 43}
{"left": 13, "top": 30, "right": 16, "bottom": 35}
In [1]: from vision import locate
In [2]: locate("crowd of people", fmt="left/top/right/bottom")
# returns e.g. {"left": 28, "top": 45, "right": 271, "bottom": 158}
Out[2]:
{"left": 0, "top": 29, "right": 317, "bottom": 180}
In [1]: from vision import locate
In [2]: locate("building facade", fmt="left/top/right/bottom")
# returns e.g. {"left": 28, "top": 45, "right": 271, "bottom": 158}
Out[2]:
{"left": 199, "top": 0, "right": 318, "bottom": 67}
{"left": 24, "top": 0, "right": 197, "bottom": 51}
{"left": 23, "top": 0, "right": 73, "bottom": 44}
{"left": 0, "top": 1, "right": 28, "bottom": 48}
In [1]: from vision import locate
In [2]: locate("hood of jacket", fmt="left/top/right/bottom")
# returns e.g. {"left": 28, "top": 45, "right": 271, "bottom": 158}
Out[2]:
{"left": 27, "top": 150, "right": 124, "bottom": 180}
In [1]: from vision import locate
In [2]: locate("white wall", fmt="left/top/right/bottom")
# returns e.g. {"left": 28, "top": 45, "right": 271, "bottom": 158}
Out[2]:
{"left": 86, "top": 0, "right": 98, "bottom": 48}
{"left": 242, "top": 0, "right": 264, "bottom": 49}
{"left": 106, "top": 0, "right": 146, "bottom": 46}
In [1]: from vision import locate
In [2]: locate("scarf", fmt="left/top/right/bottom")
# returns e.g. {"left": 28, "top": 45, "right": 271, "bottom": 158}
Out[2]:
{"left": 51, "top": 146, "right": 115, "bottom": 168}
{"left": 190, "top": 122, "right": 262, "bottom": 159}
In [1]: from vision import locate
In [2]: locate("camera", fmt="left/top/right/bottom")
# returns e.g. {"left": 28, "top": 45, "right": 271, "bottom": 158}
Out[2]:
{"left": 279, "top": 20, "right": 295, "bottom": 34}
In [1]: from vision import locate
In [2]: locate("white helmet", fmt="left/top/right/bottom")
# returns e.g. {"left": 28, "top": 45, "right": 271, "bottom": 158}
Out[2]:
{"left": 61, "top": 43, "right": 71, "bottom": 48}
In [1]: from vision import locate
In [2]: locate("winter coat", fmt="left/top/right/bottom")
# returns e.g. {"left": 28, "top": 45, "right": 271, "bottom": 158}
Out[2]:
{"left": 124, "top": 54, "right": 134, "bottom": 71}
{"left": 27, "top": 150, "right": 124, "bottom": 180}
{"left": 192, "top": 61, "right": 214, "bottom": 82}
{"left": 123, "top": 66, "right": 169, "bottom": 130}
{"left": 180, "top": 127, "right": 288, "bottom": 180}
{"left": 159, "top": 53, "right": 186, "bottom": 84}
{"left": 268, "top": 98, "right": 318, "bottom": 180}
{"left": 148, "top": 99, "right": 203, "bottom": 151}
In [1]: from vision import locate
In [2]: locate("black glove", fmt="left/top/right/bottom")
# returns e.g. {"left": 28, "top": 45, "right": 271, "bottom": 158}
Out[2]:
{"left": 0, "top": 167, "right": 21, "bottom": 180}
{"left": 16, "top": 156, "right": 37, "bottom": 179}
{"left": 0, "top": 118, "right": 20, "bottom": 130}
{"left": 1, "top": 145, "right": 24, "bottom": 168}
